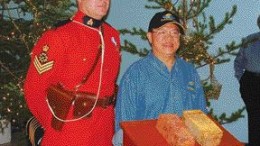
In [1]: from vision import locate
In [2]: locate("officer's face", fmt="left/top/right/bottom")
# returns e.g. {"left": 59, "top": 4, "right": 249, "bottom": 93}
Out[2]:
{"left": 147, "top": 23, "right": 181, "bottom": 59}
{"left": 78, "top": 0, "right": 110, "bottom": 20}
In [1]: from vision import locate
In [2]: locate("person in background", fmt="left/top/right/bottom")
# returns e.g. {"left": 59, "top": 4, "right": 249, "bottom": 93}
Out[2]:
{"left": 234, "top": 15, "right": 260, "bottom": 146}
{"left": 113, "top": 10, "right": 207, "bottom": 145}
{"left": 24, "top": 0, "right": 121, "bottom": 145}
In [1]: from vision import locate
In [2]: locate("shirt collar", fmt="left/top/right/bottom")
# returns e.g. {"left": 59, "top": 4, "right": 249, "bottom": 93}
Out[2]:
{"left": 148, "top": 52, "right": 180, "bottom": 71}
{"left": 72, "top": 11, "right": 103, "bottom": 28}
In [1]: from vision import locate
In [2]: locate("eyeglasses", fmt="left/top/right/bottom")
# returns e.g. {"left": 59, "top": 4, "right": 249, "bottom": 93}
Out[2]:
{"left": 153, "top": 29, "right": 180, "bottom": 37}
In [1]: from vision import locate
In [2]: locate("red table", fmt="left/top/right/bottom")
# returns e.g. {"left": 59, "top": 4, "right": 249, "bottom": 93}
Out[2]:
{"left": 121, "top": 119, "right": 244, "bottom": 146}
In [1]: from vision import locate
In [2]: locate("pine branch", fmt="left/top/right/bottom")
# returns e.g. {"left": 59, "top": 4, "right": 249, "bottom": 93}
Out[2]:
{"left": 0, "top": 60, "right": 20, "bottom": 81}
{"left": 209, "top": 106, "right": 246, "bottom": 125}
{"left": 119, "top": 28, "right": 147, "bottom": 40}
{"left": 0, "top": 6, "right": 21, "bottom": 10}
{"left": 197, "top": 41, "right": 241, "bottom": 68}
{"left": 145, "top": 0, "right": 174, "bottom": 10}
{"left": 206, "top": 5, "right": 237, "bottom": 38}
{"left": 186, "top": 0, "right": 212, "bottom": 19}
{"left": 121, "top": 40, "right": 149, "bottom": 57}
{"left": 2, "top": 3, "right": 31, "bottom": 53}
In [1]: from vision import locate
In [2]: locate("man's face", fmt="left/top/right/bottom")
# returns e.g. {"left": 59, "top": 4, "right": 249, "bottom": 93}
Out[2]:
{"left": 147, "top": 23, "right": 181, "bottom": 58}
{"left": 78, "top": 0, "right": 110, "bottom": 20}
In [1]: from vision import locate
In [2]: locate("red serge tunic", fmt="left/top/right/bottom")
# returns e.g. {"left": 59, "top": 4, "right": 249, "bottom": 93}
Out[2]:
{"left": 24, "top": 11, "right": 121, "bottom": 146}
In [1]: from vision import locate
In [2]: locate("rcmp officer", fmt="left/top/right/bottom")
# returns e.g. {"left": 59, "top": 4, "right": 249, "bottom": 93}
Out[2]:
{"left": 24, "top": 0, "right": 121, "bottom": 146}
{"left": 234, "top": 15, "right": 260, "bottom": 146}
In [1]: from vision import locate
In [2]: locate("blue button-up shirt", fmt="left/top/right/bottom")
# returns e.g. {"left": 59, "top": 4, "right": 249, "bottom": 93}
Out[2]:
{"left": 234, "top": 32, "right": 260, "bottom": 81}
{"left": 113, "top": 52, "right": 208, "bottom": 145}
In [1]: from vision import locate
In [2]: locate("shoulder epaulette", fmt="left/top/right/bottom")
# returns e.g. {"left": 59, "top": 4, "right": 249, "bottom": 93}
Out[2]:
{"left": 103, "top": 21, "right": 110, "bottom": 26}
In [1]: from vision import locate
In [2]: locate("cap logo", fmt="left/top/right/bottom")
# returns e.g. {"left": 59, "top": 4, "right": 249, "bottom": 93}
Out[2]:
{"left": 161, "top": 13, "right": 175, "bottom": 22}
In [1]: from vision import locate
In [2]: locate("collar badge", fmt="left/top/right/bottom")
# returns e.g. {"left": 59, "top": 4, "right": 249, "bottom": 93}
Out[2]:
{"left": 87, "top": 19, "right": 94, "bottom": 26}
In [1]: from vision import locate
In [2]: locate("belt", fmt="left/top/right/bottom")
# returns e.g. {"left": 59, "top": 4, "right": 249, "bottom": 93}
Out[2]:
{"left": 245, "top": 70, "right": 260, "bottom": 77}
{"left": 73, "top": 93, "right": 116, "bottom": 118}
{"left": 96, "top": 95, "right": 116, "bottom": 108}
{"left": 74, "top": 92, "right": 116, "bottom": 108}
{"left": 74, "top": 85, "right": 118, "bottom": 109}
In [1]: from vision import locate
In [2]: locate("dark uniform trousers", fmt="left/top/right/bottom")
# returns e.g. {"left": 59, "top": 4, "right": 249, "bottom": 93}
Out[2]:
{"left": 240, "top": 71, "right": 260, "bottom": 146}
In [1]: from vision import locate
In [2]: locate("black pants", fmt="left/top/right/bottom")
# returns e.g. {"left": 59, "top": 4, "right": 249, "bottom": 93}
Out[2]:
{"left": 240, "top": 71, "right": 260, "bottom": 146}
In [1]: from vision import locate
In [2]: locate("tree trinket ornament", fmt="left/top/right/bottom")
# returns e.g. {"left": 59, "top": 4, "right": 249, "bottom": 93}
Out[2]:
{"left": 202, "top": 63, "right": 222, "bottom": 100}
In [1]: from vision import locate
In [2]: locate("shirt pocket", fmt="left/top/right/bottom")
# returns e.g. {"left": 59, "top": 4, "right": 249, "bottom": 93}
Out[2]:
{"left": 182, "top": 80, "right": 197, "bottom": 106}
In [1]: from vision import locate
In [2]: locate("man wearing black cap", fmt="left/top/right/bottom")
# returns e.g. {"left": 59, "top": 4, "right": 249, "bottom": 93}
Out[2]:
{"left": 234, "top": 15, "right": 260, "bottom": 146}
{"left": 113, "top": 10, "right": 207, "bottom": 145}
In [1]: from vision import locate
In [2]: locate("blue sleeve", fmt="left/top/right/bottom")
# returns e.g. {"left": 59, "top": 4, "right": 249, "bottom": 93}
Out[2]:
{"left": 193, "top": 68, "right": 208, "bottom": 113}
{"left": 190, "top": 67, "right": 208, "bottom": 114}
{"left": 114, "top": 66, "right": 140, "bottom": 145}
{"left": 242, "top": 32, "right": 260, "bottom": 47}
{"left": 234, "top": 47, "right": 246, "bottom": 81}
{"left": 114, "top": 68, "right": 140, "bottom": 132}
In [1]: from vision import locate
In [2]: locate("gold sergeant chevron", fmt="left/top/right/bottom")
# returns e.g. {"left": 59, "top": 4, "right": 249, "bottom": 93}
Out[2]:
{"left": 33, "top": 56, "right": 54, "bottom": 74}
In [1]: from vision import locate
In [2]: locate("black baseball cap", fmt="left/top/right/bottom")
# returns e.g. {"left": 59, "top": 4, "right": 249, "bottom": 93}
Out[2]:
{"left": 148, "top": 10, "right": 185, "bottom": 34}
